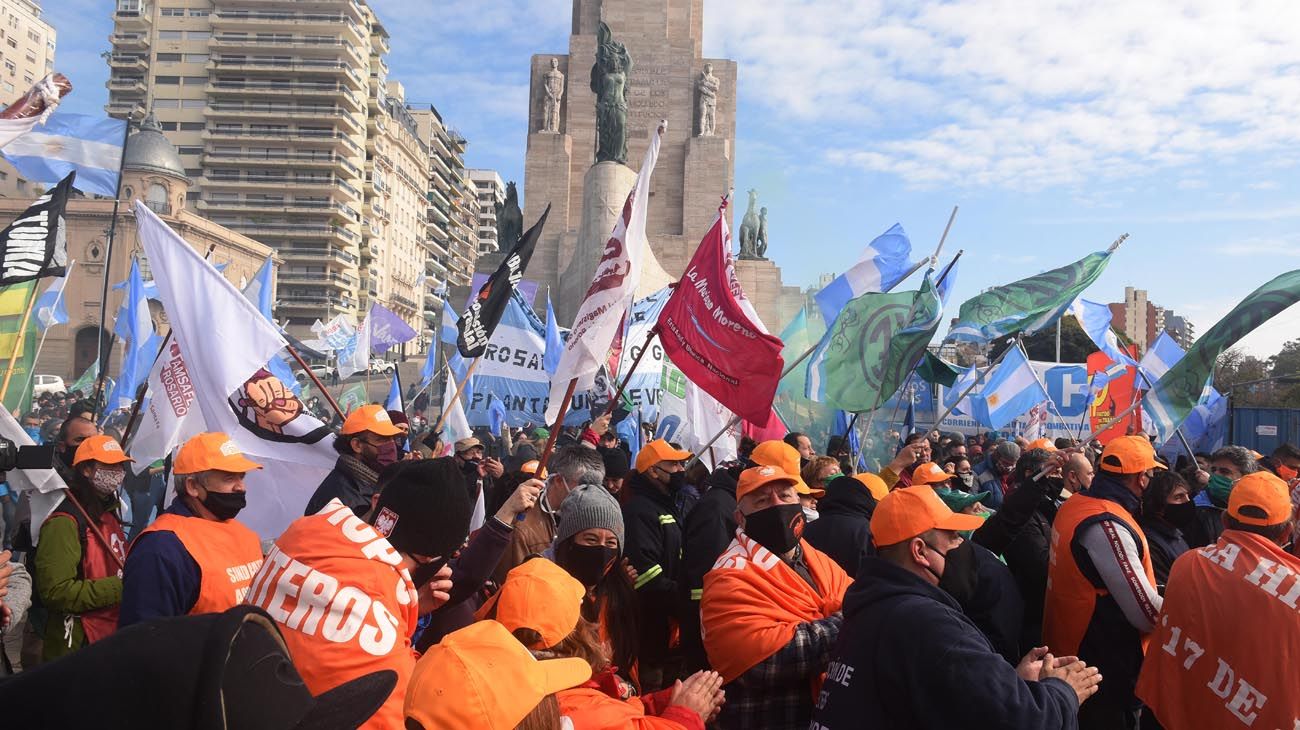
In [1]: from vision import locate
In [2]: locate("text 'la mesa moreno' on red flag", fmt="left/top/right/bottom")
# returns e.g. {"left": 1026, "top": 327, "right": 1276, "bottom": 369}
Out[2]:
{"left": 657, "top": 204, "right": 784, "bottom": 424}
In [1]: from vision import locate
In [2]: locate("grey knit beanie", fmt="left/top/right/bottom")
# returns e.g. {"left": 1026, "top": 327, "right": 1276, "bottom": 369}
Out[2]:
{"left": 556, "top": 484, "right": 625, "bottom": 551}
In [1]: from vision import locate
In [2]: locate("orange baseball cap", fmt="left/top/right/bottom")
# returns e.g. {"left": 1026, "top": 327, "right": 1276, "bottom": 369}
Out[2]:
{"left": 340, "top": 404, "right": 403, "bottom": 437}
{"left": 853, "top": 472, "right": 889, "bottom": 501}
{"left": 1027, "top": 438, "right": 1057, "bottom": 452}
{"left": 871, "top": 485, "right": 986, "bottom": 547}
{"left": 735, "top": 464, "right": 799, "bottom": 501}
{"left": 519, "top": 459, "right": 548, "bottom": 479}
{"left": 475, "top": 558, "right": 585, "bottom": 650}
{"left": 751, "top": 440, "right": 809, "bottom": 492}
{"left": 1098, "top": 435, "right": 1166, "bottom": 474}
{"left": 911, "top": 462, "right": 950, "bottom": 486}
{"left": 404, "top": 620, "right": 591, "bottom": 730}
{"left": 72, "top": 434, "right": 134, "bottom": 467}
{"left": 1227, "top": 471, "right": 1292, "bottom": 526}
{"left": 173, "top": 432, "right": 263, "bottom": 474}
{"left": 634, "top": 438, "right": 692, "bottom": 473}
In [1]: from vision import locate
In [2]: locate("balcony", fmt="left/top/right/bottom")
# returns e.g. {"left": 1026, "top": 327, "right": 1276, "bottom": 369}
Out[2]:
{"left": 115, "top": 2, "right": 152, "bottom": 28}
{"left": 205, "top": 172, "right": 361, "bottom": 200}
{"left": 278, "top": 270, "right": 355, "bottom": 288}
{"left": 211, "top": 10, "right": 367, "bottom": 44}
{"left": 277, "top": 293, "right": 351, "bottom": 311}
{"left": 110, "top": 33, "right": 149, "bottom": 49}
{"left": 206, "top": 80, "right": 363, "bottom": 110}
{"left": 208, "top": 57, "right": 364, "bottom": 87}
{"left": 108, "top": 53, "right": 148, "bottom": 70}
{"left": 202, "top": 127, "right": 362, "bottom": 155}
{"left": 107, "top": 77, "right": 147, "bottom": 94}
{"left": 277, "top": 244, "right": 358, "bottom": 265}
{"left": 198, "top": 198, "right": 359, "bottom": 221}
{"left": 208, "top": 34, "right": 363, "bottom": 60}
{"left": 391, "top": 293, "right": 416, "bottom": 310}
{"left": 204, "top": 149, "right": 361, "bottom": 176}
{"left": 221, "top": 220, "right": 359, "bottom": 242}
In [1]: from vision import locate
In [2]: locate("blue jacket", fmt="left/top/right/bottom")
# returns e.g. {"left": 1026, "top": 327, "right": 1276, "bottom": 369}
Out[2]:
{"left": 803, "top": 475, "right": 876, "bottom": 577}
{"left": 304, "top": 458, "right": 371, "bottom": 517}
{"left": 812, "top": 556, "right": 1079, "bottom": 730}
{"left": 118, "top": 501, "right": 202, "bottom": 628}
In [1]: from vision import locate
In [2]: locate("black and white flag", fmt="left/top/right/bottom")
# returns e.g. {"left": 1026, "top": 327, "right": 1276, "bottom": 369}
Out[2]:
{"left": 0, "top": 171, "right": 71, "bottom": 284}
{"left": 456, "top": 203, "right": 550, "bottom": 358}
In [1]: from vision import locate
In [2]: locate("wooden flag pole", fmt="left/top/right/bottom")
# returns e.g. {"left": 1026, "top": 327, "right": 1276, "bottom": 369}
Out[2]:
{"left": 604, "top": 328, "right": 659, "bottom": 417}
{"left": 431, "top": 357, "right": 481, "bottom": 434}
{"left": 0, "top": 282, "right": 41, "bottom": 405}
{"left": 535, "top": 377, "right": 578, "bottom": 474}
{"left": 18, "top": 259, "right": 77, "bottom": 402}
{"left": 286, "top": 343, "right": 345, "bottom": 421}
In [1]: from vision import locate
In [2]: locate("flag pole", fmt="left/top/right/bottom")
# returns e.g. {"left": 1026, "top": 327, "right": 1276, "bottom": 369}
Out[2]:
{"left": 431, "top": 357, "right": 481, "bottom": 434}
{"left": 0, "top": 281, "right": 40, "bottom": 406}
{"left": 285, "top": 343, "right": 345, "bottom": 421}
{"left": 603, "top": 327, "right": 659, "bottom": 417}
{"left": 19, "top": 259, "right": 76, "bottom": 401}
{"left": 928, "top": 335, "right": 1021, "bottom": 433}
{"left": 535, "top": 376, "right": 578, "bottom": 474}
{"left": 92, "top": 117, "right": 137, "bottom": 409}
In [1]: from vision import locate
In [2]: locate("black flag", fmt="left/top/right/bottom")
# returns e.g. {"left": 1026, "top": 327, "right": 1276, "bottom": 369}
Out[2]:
{"left": 456, "top": 204, "right": 550, "bottom": 357}
{"left": 0, "top": 171, "right": 71, "bottom": 284}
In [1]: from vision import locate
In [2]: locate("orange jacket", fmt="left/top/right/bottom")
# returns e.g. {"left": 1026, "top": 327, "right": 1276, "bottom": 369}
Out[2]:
{"left": 138, "top": 512, "right": 263, "bottom": 615}
{"left": 245, "top": 498, "right": 419, "bottom": 730}
{"left": 558, "top": 681, "right": 703, "bottom": 730}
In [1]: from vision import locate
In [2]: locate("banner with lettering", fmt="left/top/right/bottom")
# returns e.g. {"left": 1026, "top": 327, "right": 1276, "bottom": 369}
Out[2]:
{"left": 1137, "top": 531, "right": 1300, "bottom": 730}
{"left": 935, "top": 361, "right": 1093, "bottom": 438}
{"left": 0, "top": 171, "right": 70, "bottom": 284}
{"left": 617, "top": 286, "right": 671, "bottom": 420}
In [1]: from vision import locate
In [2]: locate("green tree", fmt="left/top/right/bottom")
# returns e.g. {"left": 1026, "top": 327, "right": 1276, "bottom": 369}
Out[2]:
{"left": 988, "top": 316, "right": 1101, "bottom": 363}
{"left": 1215, "top": 348, "right": 1272, "bottom": 406}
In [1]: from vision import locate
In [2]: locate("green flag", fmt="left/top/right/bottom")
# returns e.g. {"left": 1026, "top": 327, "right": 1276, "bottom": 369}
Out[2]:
{"left": 1144, "top": 270, "right": 1300, "bottom": 443}
{"left": 807, "top": 275, "right": 942, "bottom": 412}
{"left": 948, "top": 250, "right": 1113, "bottom": 344}
{"left": 69, "top": 360, "right": 99, "bottom": 395}
{"left": 917, "top": 351, "right": 961, "bottom": 388}
{"left": 338, "top": 382, "right": 368, "bottom": 414}
{"left": 0, "top": 281, "right": 37, "bottom": 415}
{"left": 773, "top": 307, "right": 838, "bottom": 441}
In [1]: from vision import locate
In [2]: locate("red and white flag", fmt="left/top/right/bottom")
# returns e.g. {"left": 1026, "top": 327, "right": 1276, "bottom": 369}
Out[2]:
{"left": 656, "top": 202, "right": 785, "bottom": 424}
{"left": 544, "top": 122, "right": 666, "bottom": 423}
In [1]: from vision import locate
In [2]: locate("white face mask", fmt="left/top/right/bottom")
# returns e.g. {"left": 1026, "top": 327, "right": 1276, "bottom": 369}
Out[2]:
{"left": 802, "top": 506, "right": 820, "bottom": 523}
{"left": 91, "top": 468, "right": 125, "bottom": 497}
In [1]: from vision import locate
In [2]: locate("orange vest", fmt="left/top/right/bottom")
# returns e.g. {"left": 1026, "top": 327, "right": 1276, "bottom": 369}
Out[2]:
{"left": 1136, "top": 531, "right": 1300, "bottom": 729}
{"left": 557, "top": 687, "right": 691, "bottom": 730}
{"left": 1043, "top": 494, "right": 1156, "bottom": 656}
{"left": 137, "top": 512, "right": 264, "bottom": 615}
{"left": 245, "top": 498, "right": 419, "bottom": 730}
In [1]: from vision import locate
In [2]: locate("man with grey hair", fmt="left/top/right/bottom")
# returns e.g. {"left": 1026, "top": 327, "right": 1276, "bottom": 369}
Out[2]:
{"left": 492, "top": 445, "right": 605, "bottom": 583}
{"left": 119, "top": 433, "right": 264, "bottom": 627}
{"left": 1186, "top": 445, "right": 1260, "bottom": 548}
{"left": 975, "top": 440, "right": 1021, "bottom": 509}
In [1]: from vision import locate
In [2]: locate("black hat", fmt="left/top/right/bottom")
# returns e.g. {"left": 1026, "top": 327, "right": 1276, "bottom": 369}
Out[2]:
{"left": 0, "top": 605, "right": 396, "bottom": 730}
{"left": 372, "top": 458, "right": 472, "bottom": 559}
{"left": 600, "top": 446, "right": 630, "bottom": 479}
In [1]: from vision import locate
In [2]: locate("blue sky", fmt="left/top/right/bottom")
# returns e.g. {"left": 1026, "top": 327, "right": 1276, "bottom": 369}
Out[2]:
{"left": 53, "top": 0, "right": 1300, "bottom": 357}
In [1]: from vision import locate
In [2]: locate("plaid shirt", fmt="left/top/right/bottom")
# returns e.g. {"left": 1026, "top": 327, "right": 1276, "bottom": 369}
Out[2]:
{"left": 714, "top": 612, "right": 843, "bottom": 730}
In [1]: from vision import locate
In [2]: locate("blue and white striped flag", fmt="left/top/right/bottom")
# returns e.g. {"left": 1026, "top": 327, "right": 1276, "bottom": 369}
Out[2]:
{"left": 1138, "top": 330, "right": 1185, "bottom": 387}
{"left": 33, "top": 269, "right": 70, "bottom": 332}
{"left": 1068, "top": 297, "right": 1136, "bottom": 369}
{"left": 814, "top": 223, "right": 916, "bottom": 325}
{"left": 0, "top": 112, "right": 126, "bottom": 197}
{"left": 968, "top": 344, "right": 1050, "bottom": 431}
{"left": 440, "top": 299, "right": 459, "bottom": 345}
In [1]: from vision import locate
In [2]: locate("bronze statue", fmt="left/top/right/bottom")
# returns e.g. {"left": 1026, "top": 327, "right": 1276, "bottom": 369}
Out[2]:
{"left": 495, "top": 182, "right": 523, "bottom": 249}
{"left": 590, "top": 22, "right": 632, "bottom": 164}
{"left": 756, "top": 206, "right": 769, "bottom": 259}
{"left": 738, "top": 189, "right": 764, "bottom": 260}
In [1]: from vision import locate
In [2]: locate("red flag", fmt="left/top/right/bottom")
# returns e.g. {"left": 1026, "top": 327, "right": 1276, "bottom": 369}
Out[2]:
{"left": 657, "top": 206, "right": 784, "bottom": 423}
{"left": 743, "top": 407, "right": 787, "bottom": 443}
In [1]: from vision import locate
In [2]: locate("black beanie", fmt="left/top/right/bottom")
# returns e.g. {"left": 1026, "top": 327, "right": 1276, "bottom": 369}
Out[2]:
{"left": 600, "top": 446, "right": 630, "bottom": 479}
{"left": 371, "top": 458, "right": 472, "bottom": 559}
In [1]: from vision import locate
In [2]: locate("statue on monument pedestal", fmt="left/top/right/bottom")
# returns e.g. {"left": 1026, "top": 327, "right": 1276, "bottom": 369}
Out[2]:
{"left": 495, "top": 181, "right": 523, "bottom": 248}
{"left": 738, "top": 189, "right": 767, "bottom": 260}
{"left": 541, "top": 57, "right": 564, "bottom": 133}
{"left": 696, "top": 63, "right": 719, "bottom": 137}
{"left": 590, "top": 22, "right": 632, "bottom": 164}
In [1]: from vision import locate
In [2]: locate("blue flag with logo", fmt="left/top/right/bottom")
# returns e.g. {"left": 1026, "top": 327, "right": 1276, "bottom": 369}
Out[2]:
{"left": 106, "top": 258, "right": 162, "bottom": 412}
{"left": 0, "top": 112, "right": 126, "bottom": 197}
{"left": 814, "top": 224, "right": 916, "bottom": 325}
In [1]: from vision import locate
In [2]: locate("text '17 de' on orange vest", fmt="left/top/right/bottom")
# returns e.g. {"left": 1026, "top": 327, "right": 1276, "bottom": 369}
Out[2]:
{"left": 137, "top": 512, "right": 264, "bottom": 615}
{"left": 245, "top": 498, "right": 419, "bottom": 730}
{"left": 1043, "top": 494, "right": 1156, "bottom": 656}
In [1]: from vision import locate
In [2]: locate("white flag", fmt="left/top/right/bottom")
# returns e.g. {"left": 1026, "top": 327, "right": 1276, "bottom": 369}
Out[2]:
{"left": 545, "top": 122, "right": 665, "bottom": 423}
{"left": 658, "top": 362, "right": 739, "bottom": 468}
{"left": 338, "top": 307, "right": 370, "bottom": 379}
{"left": 129, "top": 338, "right": 204, "bottom": 474}
{"left": 134, "top": 202, "right": 336, "bottom": 537}
{"left": 0, "top": 406, "right": 66, "bottom": 544}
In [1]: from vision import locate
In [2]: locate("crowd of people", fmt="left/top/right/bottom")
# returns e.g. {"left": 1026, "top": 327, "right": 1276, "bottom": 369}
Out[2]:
{"left": 0, "top": 390, "right": 1297, "bottom": 730}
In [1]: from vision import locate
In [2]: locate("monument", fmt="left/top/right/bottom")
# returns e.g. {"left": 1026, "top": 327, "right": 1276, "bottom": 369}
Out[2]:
{"left": 522, "top": 0, "right": 803, "bottom": 329}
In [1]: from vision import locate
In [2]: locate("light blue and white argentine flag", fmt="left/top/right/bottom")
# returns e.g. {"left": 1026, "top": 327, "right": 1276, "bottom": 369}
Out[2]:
{"left": 969, "top": 344, "right": 1050, "bottom": 431}
{"left": 1068, "top": 298, "right": 1136, "bottom": 369}
{"left": 0, "top": 112, "right": 127, "bottom": 197}
{"left": 440, "top": 299, "right": 459, "bottom": 345}
{"left": 1138, "top": 330, "right": 1185, "bottom": 388}
{"left": 814, "top": 223, "right": 916, "bottom": 324}
{"left": 33, "top": 268, "right": 70, "bottom": 331}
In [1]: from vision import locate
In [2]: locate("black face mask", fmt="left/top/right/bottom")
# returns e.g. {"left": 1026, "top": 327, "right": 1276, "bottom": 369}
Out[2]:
{"left": 409, "top": 555, "right": 451, "bottom": 588}
{"left": 558, "top": 542, "right": 619, "bottom": 587}
{"left": 1163, "top": 501, "right": 1197, "bottom": 530}
{"left": 656, "top": 468, "right": 686, "bottom": 493}
{"left": 925, "top": 539, "right": 978, "bottom": 607}
{"left": 744, "top": 503, "right": 805, "bottom": 555}
{"left": 201, "top": 489, "right": 247, "bottom": 521}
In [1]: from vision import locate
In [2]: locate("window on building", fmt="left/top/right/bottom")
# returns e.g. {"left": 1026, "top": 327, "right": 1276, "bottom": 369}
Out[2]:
{"left": 26, "top": 30, "right": 38, "bottom": 43}
{"left": 155, "top": 75, "right": 180, "bottom": 85}
{"left": 160, "top": 8, "right": 186, "bottom": 17}
{"left": 23, "top": 51, "right": 33, "bottom": 64}
{"left": 2, "top": 82, "right": 12, "bottom": 93}
{"left": 188, "top": 9, "right": 210, "bottom": 17}
{"left": 158, "top": 31, "right": 183, "bottom": 40}
{"left": 181, "top": 99, "right": 205, "bottom": 109}
{"left": 183, "top": 76, "right": 207, "bottom": 86}
{"left": 187, "top": 31, "right": 211, "bottom": 40}
{"left": 5, "top": 39, "right": 15, "bottom": 50}
{"left": 178, "top": 146, "right": 202, "bottom": 156}
{"left": 3, "top": 61, "right": 13, "bottom": 76}
{"left": 180, "top": 122, "right": 204, "bottom": 131}
{"left": 184, "top": 169, "right": 202, "bottom": 178}
{"left": 146, "top": 182, "right": 169, "bottom": 213}
{"left": 158, "top": 121, "right": 178, "bottom": 131}
{"left": 21, "top": 74, "right": 30, "bottom": 85}
{"left": 154, "top": 99, "right": 180, "bottom": 109}
{"left": 183, "top": 54, "right": 208, "bottom": 63}
{"left": 157, "top": 53, "right": 182, "bottom": 62}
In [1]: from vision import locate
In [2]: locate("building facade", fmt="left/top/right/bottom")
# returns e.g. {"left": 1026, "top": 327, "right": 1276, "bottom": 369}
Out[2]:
{"left": 1164, "top": 313, "right": 1196, "bottom": 350}
{"left": 468, "top": 168, "right": 504, "bottom": 255}
{"left": 1108, "top": 286, "right": 1159, "bottom": 354}
{"left": 0, "top": 0, "right": 55, "bottom": 198}
{"left": 105, "top": 0, "right": 438, "bottom": 341}
{"left": 26, "top": 116, "right": 273, "bottom": 383}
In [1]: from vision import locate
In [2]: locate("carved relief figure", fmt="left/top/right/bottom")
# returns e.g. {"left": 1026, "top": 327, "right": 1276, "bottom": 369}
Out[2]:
{"left": 696, "top": 63, "right": 720, "bottom": 137}
{"left": 541, "top": 57, "right": 564, "bottom": 133}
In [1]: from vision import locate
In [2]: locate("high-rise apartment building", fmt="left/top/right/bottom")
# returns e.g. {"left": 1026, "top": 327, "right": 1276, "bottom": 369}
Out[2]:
{"left": 105, "top": 0, "right": 439, "bottom": 341}
{"left": 409, "top": 104, "right": 478, "bottom": 335}
{"left": 0, "top": 0, "right": 55, "bottom": 198}
{"left": 1164, "top": 314, "right": 1196, "bottom": 350}
{"left": 468, "top": 169, "right": 504, "bottom": 255}
{"left": 1108, "top": 286, "right": 1160, "bottom": 354}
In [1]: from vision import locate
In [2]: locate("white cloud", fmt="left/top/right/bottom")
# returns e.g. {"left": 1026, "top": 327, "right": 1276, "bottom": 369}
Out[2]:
{"left": 706, "top": 0, "right": 1300, "bottom": 191}
{"left": 1221, "top": 237, "right": 1300, "bottom": 257}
